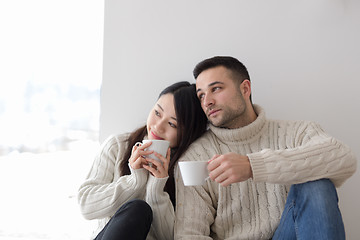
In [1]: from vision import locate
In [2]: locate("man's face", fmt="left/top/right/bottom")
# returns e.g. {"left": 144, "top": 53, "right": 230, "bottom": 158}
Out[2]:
{"left": 195, "top": 66, "right": 248, "bottom": 129}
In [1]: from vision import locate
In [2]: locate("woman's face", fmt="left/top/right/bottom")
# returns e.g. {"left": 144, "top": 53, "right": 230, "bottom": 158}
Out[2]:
{"left": 146, "top": 93, "right": 178, "bottom": 148}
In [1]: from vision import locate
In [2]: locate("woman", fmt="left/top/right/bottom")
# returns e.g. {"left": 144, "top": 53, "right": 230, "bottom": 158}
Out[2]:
{"left": 78, "top": 81, "right": 208, "bottom": 240}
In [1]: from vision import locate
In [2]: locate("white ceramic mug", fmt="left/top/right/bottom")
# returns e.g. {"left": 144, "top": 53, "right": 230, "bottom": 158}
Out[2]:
{"left": 178, "top": 161, "right": 209, "bottom": 186}
{"left": 142, "top": 139, "right": 170, "bottom": 162}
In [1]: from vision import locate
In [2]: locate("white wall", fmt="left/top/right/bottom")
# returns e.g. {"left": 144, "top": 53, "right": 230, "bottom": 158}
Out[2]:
{"left": 101, "top": 0, "right": 360, "bottom": 238}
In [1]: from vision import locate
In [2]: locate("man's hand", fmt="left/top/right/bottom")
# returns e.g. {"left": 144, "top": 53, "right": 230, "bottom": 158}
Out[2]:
{"left": 207, "top": 153, "right": 253, "bottom": 187}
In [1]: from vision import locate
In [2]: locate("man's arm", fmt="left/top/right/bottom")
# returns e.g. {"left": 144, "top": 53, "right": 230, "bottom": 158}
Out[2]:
{"left": 205, "top": 121, "right": 356, "bottom": 187}
{"left": 248, "top": 121, "right": 356, "bottom": 187}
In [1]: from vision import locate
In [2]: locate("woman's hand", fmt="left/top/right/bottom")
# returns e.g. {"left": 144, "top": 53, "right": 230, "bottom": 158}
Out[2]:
{"left": 129, "top": 141, "right": 154, "bottom": 169}
{"left": 143, "top": 148, "right": 171, "bottom": 178}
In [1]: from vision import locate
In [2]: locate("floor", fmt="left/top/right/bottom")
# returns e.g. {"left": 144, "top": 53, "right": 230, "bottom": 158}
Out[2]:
{"left": 0, "top": 142, "right": 99, "bottom": 240}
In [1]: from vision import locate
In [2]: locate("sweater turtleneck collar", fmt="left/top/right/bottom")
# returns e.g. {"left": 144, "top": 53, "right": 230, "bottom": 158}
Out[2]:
{"left": 209, "top": 104, "right": 266, "bottom": 143}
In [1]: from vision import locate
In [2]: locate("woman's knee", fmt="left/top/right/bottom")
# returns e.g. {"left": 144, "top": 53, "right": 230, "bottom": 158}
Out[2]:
{"left": 115, "top": 199, "right": 153, "bottom": 221}
{"left": 128, "top": 199, "right": 153, "bottom": 217}
{"left": 97, "top": 200, "right": 153, "bottom": 240}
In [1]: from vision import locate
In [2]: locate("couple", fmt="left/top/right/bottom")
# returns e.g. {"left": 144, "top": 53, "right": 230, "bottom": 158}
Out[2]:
{"left": 78, "top": 56, "right": 357, "bottom": 240}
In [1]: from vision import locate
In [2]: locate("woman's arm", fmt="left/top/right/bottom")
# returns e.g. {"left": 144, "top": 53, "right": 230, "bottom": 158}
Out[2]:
{"left": 145, "top": 174, "right": 174, "bottom": 240}
{"left": 77, "top": 134, "right": 148, "bottom": 220}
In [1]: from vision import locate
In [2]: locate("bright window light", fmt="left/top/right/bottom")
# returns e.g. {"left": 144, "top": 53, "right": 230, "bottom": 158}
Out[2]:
{"left": 0, "top": 1, "right": 104, "bottom": 239}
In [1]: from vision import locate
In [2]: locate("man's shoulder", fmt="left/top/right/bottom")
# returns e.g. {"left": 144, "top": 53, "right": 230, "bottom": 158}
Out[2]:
{"left": 181, "top": 130, "right": 217, "bottom": 159}
{"left": 267, "top": 118, "right": 325, "bottom": 139}
{"left": 268, "top": 118, "right": 316, "bottom": 128}
{"left": 191, "top": 130, "right": 214, "bottom": 146}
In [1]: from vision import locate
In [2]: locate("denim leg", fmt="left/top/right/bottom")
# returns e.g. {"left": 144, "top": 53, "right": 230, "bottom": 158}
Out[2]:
{"left": 273, "top": 179, "right": 345, "bottom": 240}
{"left": 95, "top": 199, "right": 153, "bottom": 240}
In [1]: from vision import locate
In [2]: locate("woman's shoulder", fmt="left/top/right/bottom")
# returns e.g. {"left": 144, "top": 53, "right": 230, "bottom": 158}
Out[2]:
{"left": 103, "top": 132, "right": 129, "bottom": 141}
{"left": 100, "top": 133, "right": 130, "bottom": 153}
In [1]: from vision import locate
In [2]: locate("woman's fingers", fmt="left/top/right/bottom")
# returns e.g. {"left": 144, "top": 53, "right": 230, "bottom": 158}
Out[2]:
{"left": 143, "top": 164, "right": 159, "bottom": 177}
{"left": 132, "top": 141, "right": 152, "bottom": 153}
{"left": 130, "top": 142, "right": 153, "bottom": 169}
{"left": 131, "top": 143, "right": 171, "bottom": 175}
{"left": 165, "top": 148, "right": 171, "bottom": 161}
{"left": 133, "top": 143, "right": 153, "bottom": 158}
{"left": 144, "top": 151, "right": 169, "bottom": 178}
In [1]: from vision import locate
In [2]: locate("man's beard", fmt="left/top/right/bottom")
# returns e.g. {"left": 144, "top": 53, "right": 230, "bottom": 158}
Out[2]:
{"left": 209, "top": 97, "right": 246, "bottom": 129}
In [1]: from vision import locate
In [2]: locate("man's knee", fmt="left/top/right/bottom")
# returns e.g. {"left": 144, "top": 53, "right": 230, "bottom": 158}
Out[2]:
{"left": 288, "top": 179, "right": 345, "bottom": 239}
{"left": 294, "top": 178, "right": 339, "bottom": 209}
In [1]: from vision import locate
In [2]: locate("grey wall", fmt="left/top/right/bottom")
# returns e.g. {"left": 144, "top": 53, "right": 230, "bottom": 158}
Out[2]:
{"left": 101, "top": 0, "right": 360, "bottom": 238}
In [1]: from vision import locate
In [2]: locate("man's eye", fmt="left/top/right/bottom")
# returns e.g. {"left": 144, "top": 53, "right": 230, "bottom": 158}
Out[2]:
{"left": 198, "top": 94, "right": 204, "bottom": 100}
{"left": 212, "top": 87, "right": 220, "bottom": 92}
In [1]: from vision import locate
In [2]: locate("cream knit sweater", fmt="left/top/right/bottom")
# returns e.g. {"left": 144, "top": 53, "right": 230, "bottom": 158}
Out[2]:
{"left": 174, "top": 105, "right": 356, "bottom": 240}
{"left": 78, "top": 134, "right": 174, "bottom": 240}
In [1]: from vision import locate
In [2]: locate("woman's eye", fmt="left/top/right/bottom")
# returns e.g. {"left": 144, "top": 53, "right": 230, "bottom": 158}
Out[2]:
{"left": 169, "top": 122, "right": 177, "bottom": 128}
{"left": 154, "top": 110, "right": 160, "bottom": 116}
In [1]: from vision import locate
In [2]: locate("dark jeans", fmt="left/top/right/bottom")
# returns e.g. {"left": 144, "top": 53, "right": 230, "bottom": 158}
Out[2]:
{"left": 95, "top": 199, "right": 153, "bottom": 240}
{"left": 273, "top": 179, "right": 345, "bottom": 240}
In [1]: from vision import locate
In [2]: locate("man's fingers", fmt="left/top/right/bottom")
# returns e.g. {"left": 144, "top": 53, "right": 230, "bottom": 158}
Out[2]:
{"left": 208, "top": 154, "right": 221, "bottom": 171}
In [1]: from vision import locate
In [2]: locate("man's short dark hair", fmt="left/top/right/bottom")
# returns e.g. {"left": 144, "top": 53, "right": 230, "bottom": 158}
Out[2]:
{"left": 193, "top": 56, "right": 250, "bottom": 83}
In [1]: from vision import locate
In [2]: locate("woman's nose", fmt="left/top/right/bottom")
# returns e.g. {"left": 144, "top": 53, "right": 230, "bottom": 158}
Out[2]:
{"left": 154, "top": 119, "right": 166, "bottom": 133}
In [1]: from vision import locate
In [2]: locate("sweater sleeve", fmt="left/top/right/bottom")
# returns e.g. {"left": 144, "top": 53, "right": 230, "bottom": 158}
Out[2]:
{"left": 174, "top": 151, "right": 216, "bottom": 240}
{"left": 77, "top": 134, "right": 148, "bottom": 220}
{"left": 249, "top": 121, "right": 357, "bottom": 187}
{"left": 145, "top": 174, "right": 174, "bottom": 240}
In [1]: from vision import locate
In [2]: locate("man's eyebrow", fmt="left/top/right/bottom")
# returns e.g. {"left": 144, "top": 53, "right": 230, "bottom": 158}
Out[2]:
{"left": 196, "top": 81, "right": 224, "bottom": 93}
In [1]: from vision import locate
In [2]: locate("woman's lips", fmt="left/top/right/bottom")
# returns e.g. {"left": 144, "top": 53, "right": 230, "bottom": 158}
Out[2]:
{"left": 150, "top": 131, "right": 163, "bottom": 140}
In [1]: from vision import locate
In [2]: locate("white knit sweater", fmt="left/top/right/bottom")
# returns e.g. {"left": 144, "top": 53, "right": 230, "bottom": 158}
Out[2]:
{"left": 174, "top": 105, "right": 357, "bottom": 240}
{"left": 78, "top": 134, "right": 174, "bottom": 240}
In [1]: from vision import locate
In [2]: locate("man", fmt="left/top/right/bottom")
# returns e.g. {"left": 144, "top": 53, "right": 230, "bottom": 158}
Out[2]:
{"left": 174, "top": 56, "right": 357, "bottom": 239}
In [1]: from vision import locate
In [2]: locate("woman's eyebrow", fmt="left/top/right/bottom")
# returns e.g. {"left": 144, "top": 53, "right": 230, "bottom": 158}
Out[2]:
{"left": 157, "top": 103, "right": 164, "bottom": 112}
{"left": 157, "top": 103, "right": 177, "bottom": 121}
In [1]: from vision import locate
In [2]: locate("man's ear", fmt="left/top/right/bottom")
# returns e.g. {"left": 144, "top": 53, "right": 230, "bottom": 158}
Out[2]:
{"left": 240, "top": 79, "right": 251, "bottom": 99}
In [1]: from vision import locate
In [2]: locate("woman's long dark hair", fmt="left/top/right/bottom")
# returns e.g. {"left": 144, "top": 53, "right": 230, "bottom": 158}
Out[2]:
{"left": 120, "top": 81, "right": 208, "bottom": 206}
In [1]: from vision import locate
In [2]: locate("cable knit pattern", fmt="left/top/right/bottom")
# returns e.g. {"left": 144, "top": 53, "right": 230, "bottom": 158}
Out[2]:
{"left": 174, "top": 105, "right": 357, "bottom": 240}
{"left": 78, "top": 134, "right": 174, "bottom": 240}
